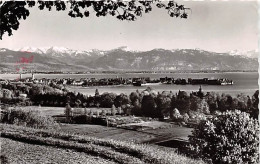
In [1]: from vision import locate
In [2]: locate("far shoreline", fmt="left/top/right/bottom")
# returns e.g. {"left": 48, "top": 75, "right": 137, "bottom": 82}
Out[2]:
{"left": 0, "top": 70, "right": 258, "bottom": 75}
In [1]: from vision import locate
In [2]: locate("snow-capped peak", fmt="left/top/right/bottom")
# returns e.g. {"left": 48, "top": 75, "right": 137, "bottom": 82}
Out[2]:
{"left": 115, "top": 46, "right": 140, "bottom": 52}
{"left": 48, "top": 46, "right": 72, "bottom": 53}
{"left": 228, "top": 49, "right": 259, "bottom": 58}
{"left": 119, "top": 46, "right": 131, "bottom": 51}
{"left": 18, "top": 46, "right": 49, "bottom": 54}
{"left": 0, "top": 48, "right": 8, "bottom": 52}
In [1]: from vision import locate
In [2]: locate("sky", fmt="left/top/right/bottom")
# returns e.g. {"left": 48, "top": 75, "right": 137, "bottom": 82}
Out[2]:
{"left": 0, "top": 0, "right": 258, "bottom": 52}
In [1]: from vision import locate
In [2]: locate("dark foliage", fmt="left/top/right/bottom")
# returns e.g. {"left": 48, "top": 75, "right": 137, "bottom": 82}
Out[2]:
{"left": 187, "top": 110, "right": 259, "bottom": 164}
{"left": 100, "top": 92, "right": 117, "bottom": 108}
{"left": 142, "top": 95, "right": 162, "bottom": 118}
{"left": 0, "top": 154, "right": 9, "bottom": 164}
{"left": 1, "top": 83, "right": 258, "bottom": 120}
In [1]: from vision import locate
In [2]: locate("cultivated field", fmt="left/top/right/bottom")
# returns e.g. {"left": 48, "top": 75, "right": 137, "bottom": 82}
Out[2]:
{"left": 0, "top": 124, "right": 204, "bottom": 164}
{"left": 59, "top": 123, "right": 192, "bottom": 144}
{"left": 15, "top": 106, "right": 193, "bottom": 144}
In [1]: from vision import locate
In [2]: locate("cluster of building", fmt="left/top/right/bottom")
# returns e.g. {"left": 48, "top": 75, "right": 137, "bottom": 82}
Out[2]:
{"left": 0, "top": 73, "right": 137, "bottom": 86}
{"left": 159, "top": 77, "right": 233, "bottom": 85}
{"left": 0, "top": 73, "right": 233, "bottom": 87}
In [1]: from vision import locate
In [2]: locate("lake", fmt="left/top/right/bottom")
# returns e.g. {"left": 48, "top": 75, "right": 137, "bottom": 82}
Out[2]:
{"left": 0, "top": 72, "right": 258, "bottom": 96}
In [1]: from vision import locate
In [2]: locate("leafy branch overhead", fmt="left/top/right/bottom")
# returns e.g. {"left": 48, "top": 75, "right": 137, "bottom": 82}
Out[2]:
{"left": 0, "top": 0, "right": 191, "bottom": 40}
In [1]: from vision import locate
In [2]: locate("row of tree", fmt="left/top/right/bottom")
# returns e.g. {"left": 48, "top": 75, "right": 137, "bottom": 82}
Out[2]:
{"left": 1, "top": 83, "right": 258, "bottom": 119}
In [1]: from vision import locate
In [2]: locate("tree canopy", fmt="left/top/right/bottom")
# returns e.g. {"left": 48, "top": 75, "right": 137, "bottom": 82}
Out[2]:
{"left": 0, "top": 0, "right": 190, "bottom": 39}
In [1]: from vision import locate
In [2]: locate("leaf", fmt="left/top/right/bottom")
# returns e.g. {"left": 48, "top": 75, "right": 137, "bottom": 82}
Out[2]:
{"left": 84, "top": 11, "right": 89, "bottom": 17}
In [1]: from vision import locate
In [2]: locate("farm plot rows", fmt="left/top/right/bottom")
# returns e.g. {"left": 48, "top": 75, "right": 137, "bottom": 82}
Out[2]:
{"left": 0, "top": 124, "right": 204, "bottom": 164}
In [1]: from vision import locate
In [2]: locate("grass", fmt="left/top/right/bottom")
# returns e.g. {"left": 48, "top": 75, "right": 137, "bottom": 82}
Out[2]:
{"left": 59, "top": 123, "right": 157, "bottom": 143}
{"left": 1, "top": 123, "right": 205, "bottom": 164}
{"left": 59, "top": 123, "right": 192, "bottom": 143}
{"left": 19, "top": 106, "right": 111, "bottom": 116}
{"left": 118, "top": 121, "right": 174, "bottom": 130}
{"left": 17, "top": 106, "right": 192, "bottom": 143}
{"left": 1, "top": 138, "right": 116, "bottom": 164}
{"left": 16, "top": 106, "right": 67, "bottom": 116}
{"left": 1, "top": 107, "right": 59, "bottom": 129}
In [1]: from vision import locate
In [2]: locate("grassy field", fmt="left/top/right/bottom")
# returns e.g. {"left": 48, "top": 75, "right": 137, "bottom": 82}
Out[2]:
{"left": 17, "top": 106, "right": 65, "bottom": 116}
{"left": 15, "top": 106, "right": 192, "bottom": 144}
{"left": 59, "top": 123, "right": 192, "bottom": 144}
{"left": 1, "top": 138, "right": 116, "bottom": 164}
{"left": 18, "top": 106, "right": 111, "bottom": 116}
{"left": 59, "top": 124, "right": 157, "bottom": 143}
{"left": 1, "top": 124, "right": 204, "bottom": 164}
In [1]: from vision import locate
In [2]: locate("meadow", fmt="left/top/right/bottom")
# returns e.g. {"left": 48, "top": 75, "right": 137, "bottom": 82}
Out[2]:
{"left": 17, "top": 106, "right": 192, "bottom": 144}
{"left": 1, "top": 124, "right": 204, "bottom": 164}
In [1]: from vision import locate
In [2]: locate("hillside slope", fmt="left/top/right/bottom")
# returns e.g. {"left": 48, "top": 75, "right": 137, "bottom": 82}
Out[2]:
{"left": 0, "top": 47, "right": 258, "bottom": 72}
{"left": 1, "top": 124, "right": 205, "bottom": 164}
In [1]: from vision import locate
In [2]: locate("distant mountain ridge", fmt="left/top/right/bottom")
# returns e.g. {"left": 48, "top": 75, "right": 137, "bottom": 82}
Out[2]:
{"left": 227, "top": 49, "right": 259, "bottom": 59}
{"left": 0, "top": 47, "right": 258, "bottom": 72}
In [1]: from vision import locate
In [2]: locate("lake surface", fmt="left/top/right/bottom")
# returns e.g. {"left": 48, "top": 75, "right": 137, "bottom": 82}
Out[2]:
{"left": 0, "top": 72, "right": 258, "bottom": 96}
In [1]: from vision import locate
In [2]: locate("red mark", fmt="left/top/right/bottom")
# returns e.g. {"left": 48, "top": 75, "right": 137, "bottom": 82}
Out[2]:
{"left": 15, "top": 52, "right": 34, "bottom": 80}
{"left": 19, "top": 55, "right": 34, "bottom": 64}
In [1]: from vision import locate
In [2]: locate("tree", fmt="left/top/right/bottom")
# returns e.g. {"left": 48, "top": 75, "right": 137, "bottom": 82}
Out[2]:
{"left": 117, "top": 106, "right": 122, "bottom": 115}
{"left": 218, "top": 94, "right": 233, "bottom": 112}
{"left": 183, "top": 113, "right": 189, "bottom": 123}
{"left": 171, "top": 92, "right": 190, "bottom": 114}
{"left": 100, "top": 109, "right": 107, "bottom": 117}
{"left": 131, "top": 98, "right": 142, "bottom": 116}
{"left": 100, "top": 92, "right": 117, "bottom": 108}
{"left": 84, "top": 108, "right": 87, "bottom": 115}
{"left": 190, "top": 95, "right": 200, "bottom": 112}
{"left": 251, "top": 90, "right": 259, "bottom": 119}
{"left": 64, "top": 103, "right": 72, "bottom": 122}
{"left": 95, "top": 88, "right": 100, "bottom": 97}
{"left": 236, "top": 93, "right": 249, "bottom": 112}
{"left": 156, "top": 93, "right": 171, "bottom": 117}
{"left": 111, "top": 104, "right": 116, "bottom": 116}
{"left": 141, "top": 95, "right": 160, "bottom": 118}
{"left": 130, "top": 91, "right": 142, "bottom": 105}
{"left": 188, "top": 110, "right": 259, "bottom": 164}
{"left": 2, "top": 89, "right": 12, "bottom": 99}
{"left": 114, "top": 93, "right": 130, "bottom": 107}
{"left": 171, "top": 108, "right": 181, "bottom": 120}
{"left": 0, "top": 1, "right": 190, "bottom": 39}
{"left": 75, "top": 99, "right": 81, "bottom": 108}
{"left": 96, "top": 110, "right": 100, "bottom": 117}
{"left": 89, "top": 109, "right": 93, "bottom": 117}
{"left": 197, "top": 99, "right": 210, "bottom": 114}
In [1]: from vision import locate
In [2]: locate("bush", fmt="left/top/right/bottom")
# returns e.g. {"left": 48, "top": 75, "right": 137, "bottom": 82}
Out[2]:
{"left": 72, "top": 115, "right": 88, "bottom": 124}
{"left": 1, "top": 107, "right": 59, "bottom": 129}
{"left": 0, "top": 154, "right": 9, "bottom": 164}
{"left": 187, "top": 110, "right": 259, "bottom": 164}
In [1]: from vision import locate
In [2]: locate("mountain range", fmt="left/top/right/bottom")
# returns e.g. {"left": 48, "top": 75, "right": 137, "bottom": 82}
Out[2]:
{"left": 0, "top": 47, "right": 258, "bottom": 72}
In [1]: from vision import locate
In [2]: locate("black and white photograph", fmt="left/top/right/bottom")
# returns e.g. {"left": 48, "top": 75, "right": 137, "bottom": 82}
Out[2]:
{"left": 0, "top": 0, "right": 259, "bottom": 164}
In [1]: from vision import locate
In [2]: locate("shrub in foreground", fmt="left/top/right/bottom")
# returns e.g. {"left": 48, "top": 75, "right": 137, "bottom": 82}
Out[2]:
{"left": 187, "top": 110, "right": 259, "bottom": 164}
{"left": 0, "top": 154, "right": 9, "bottom": 164}
{"left": 1, "top": 107, "right": 59, "bottom": 129}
